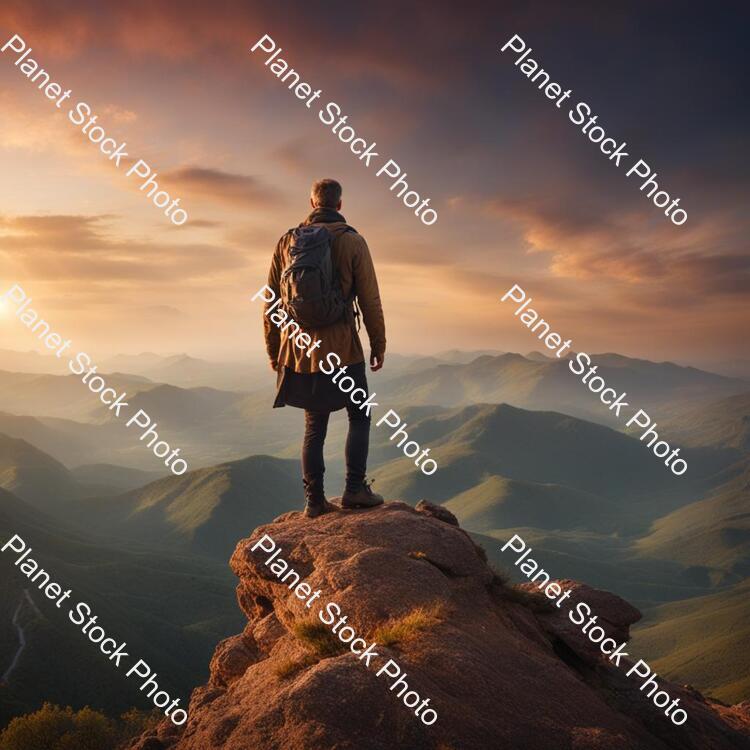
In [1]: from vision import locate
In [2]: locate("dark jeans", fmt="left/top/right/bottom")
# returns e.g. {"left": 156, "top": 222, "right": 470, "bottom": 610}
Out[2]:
{"left": 302, "top": 401, "right": 371, "bottom": 500}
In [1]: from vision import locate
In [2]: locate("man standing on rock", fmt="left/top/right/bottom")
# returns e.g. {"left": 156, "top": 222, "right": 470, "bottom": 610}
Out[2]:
{"left": 262, "top": 178, "right": 386, "bottom": 518}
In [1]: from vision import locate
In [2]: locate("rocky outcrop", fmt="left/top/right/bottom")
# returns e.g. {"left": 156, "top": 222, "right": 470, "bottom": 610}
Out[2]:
{"left": 129, "top": 501, "right": 750, "bottom": 750}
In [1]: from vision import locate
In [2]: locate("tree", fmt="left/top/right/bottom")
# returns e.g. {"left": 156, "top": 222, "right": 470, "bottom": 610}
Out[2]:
{"left": 0, "top": 703, "right": 126, "bottom": 750}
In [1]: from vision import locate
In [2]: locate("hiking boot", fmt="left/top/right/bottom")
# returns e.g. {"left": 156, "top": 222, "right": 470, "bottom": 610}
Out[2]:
{"left": 303, "top": 476, "right": 329, "bottom": 518}
{"left": 341, "top": 480, "right": 384, "bottom": 509}
{"left": 304, "top": 500, "right": 329, "bottom": 519}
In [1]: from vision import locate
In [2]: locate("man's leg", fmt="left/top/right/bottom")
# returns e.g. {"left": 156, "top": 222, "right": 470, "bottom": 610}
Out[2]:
{"left": 344, "top": 402, "right": 370, "bottom": 492}
{"left": 341, "top": 399, "right": 383, "bottom": 508}
{"left": 302, "top": 410, "right": 330, "bottom": 517}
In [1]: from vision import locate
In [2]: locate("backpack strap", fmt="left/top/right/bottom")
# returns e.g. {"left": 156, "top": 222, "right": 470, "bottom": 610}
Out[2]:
{"left": 326, "top": 224, "right": 361, "bottom": 330}
{"left": 282, "top": 227, "right": 297, "bottom": 252}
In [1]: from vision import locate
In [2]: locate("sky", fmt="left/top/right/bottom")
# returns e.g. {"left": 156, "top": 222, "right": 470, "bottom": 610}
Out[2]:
{"left": 0, "top": 1, "right": 747, "bottom": 370}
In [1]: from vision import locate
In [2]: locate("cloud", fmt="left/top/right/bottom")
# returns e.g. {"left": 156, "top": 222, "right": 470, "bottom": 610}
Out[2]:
{"left": 487, "top": 196, "right": 750, "bottom": 298}
{"left": 100, "top": 105, "right": 138, "bottom": 124}
{"left": 0, "top": 3, "right": 93, "bottom": 58}
{"left": 0, "top": 90, "right": 83, "bottom": 154}
{"left": 174, "top": 219, "right": 222, "bottom": 229}
{"left": 141, "top": 304, "right": 187, "bottom": 319}
{"left": 161, "top": 167, "right": 281, "bottom": 209}
{"left": 0, "top": 1, "right": 746, "bottom": 362}
{"left": 0, "top": 213, "right": 249, "bottom": 282}
{"left": 0, "top": 214, "right": 114, "bottom": 249}
{"left": 0, "top": 1, "right": 448, "bottom": 87}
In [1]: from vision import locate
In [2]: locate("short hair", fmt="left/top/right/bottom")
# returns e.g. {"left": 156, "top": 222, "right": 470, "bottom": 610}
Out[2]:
{"left": 311, "top": 178, "right": 342, "bottom": 208}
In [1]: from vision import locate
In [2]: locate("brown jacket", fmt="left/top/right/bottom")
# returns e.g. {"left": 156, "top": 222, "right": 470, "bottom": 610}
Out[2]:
{"left": 263, "top": 209, "right": 386, "bottom": 374}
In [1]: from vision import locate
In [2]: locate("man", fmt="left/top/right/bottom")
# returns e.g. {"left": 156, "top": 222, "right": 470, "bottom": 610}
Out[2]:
{"left": 263, "top": 178, "right": 386, "bottom": 518}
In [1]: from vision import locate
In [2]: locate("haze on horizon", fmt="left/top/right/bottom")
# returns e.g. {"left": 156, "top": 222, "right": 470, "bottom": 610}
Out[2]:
{"left": 0, "top": 2, "right": 747, "bottom": 368}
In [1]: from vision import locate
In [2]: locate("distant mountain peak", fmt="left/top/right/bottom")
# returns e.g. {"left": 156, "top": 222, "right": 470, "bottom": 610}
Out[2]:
{"left": 0, "top": 432, "right": 80, "bottom": 511}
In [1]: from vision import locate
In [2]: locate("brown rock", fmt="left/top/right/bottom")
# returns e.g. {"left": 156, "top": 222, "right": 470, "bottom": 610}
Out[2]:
{"left": 415, "top": 500, "right": 459, "bottom": 526}
{"left": 128, "top": 736, "right": 163, "bottom": 750}
{"left": 128, "top": 501, "right": 750, "bottom": 750}
{"left": 520, "top": 579, "right": 642, "bottom": 657}
{"left": 209, "top": 632, "right": 258, "bottom": 687}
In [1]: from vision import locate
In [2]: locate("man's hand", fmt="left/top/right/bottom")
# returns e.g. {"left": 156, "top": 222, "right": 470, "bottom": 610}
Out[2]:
{"left": 370, "top": 352, "right": 384, "bottom": 372}
{"left": 269, "top": 360, "right": 279, "bottom": 372}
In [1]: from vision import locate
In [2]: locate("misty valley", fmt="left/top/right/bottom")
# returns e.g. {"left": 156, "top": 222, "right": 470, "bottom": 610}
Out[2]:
{"left": 0, "top": 346, "right": 748, "bottom": 729}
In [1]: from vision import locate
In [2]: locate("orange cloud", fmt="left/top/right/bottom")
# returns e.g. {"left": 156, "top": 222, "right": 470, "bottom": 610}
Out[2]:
{"left": 0, "top": 213, "right": 248, "bottom": 282}
{"left": 487, "top": 196, "right": 750, "bottom": 297}
{"left": 161, "top": 167, "right": 282, "bottom": 209}
{"left": 0, "top": 1, "right": 439, "bottom": 87}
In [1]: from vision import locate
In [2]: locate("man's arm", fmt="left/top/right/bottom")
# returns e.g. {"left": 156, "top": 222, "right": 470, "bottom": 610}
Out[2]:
{"left": 264, "top": 240, "right": 284, "bottom": 370}
{"left": 352, "top": 236, "right": 386, "bottom": 370}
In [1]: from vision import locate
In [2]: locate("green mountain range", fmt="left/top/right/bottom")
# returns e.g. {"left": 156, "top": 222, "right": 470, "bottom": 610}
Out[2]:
{"left": 378, "top": 352, "right": 749, "bottom": 427}
{"left": 0, "top": 349, "right": 747, "bottom": 724}
{"left": 635, "top": 456, "right": 750, "bottom": 583}
{"left": 0, "top": 435, "right": 80, "bottom": 513}
{"left": 630, "top": 578, "right": 750, "bottom": 704}
{"left": 662, "top": 392, "right": 750, "bottom": 450}
{"left": 373, "top": 402, "right": 703, "bottom": 522}
{"left": 0, "top": 488, "right": 243, "bottom": 726}
{"left": 68, "top": 455, "right": 302, "bottom": 560}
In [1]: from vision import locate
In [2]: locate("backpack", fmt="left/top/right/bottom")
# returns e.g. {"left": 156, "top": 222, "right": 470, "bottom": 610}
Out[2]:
{"left": 279, "top": 224, "right": 357, "bottom": 328}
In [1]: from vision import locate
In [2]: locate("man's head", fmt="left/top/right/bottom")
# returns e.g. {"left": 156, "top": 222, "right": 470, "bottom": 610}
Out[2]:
{"left": 310, "top": 178, "right": 342, "bottom": 211}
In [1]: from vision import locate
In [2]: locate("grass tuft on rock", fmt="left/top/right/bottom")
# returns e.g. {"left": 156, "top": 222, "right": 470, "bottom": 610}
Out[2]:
{"left": 293, "top": 620, "right": 347, "bottom": 658}
{"left": 372, "top": 603, "right": 445, "bottom": 648}
{"left": 274, "top": 653, "right": 318, "bottom": 679}
{"left": 489, "top": 567, "right": 555, "bottom": 612}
